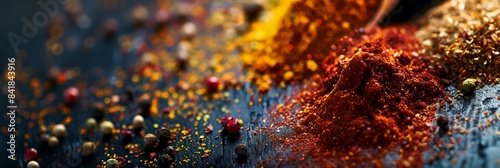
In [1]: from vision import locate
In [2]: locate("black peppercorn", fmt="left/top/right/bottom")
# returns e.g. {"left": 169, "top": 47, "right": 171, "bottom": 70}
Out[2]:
{"left": 124, "top": 87, "right": 134, "bottom": 102}
{"left": 144, "top": 133, "right": 158, "bottom": 150}
{"left": 93, "top": 102, "right": 106, "bottom": 121}
{"left": 159, "top": 152, "right": 174, "bottom": 168}
{"left": 156, "top": 127, "right": 171, "bottom": 149}
{"left": 243, "top": 3, "right": 264, "bottom": 23}
{"left": 437, "top": 116, "right": 449, "bottom": 130}
{"left": 140, "top": 98, "right": 152, "bottom": 116}
{"left": 235, "top": 144, "right": 248, "bottom": 157}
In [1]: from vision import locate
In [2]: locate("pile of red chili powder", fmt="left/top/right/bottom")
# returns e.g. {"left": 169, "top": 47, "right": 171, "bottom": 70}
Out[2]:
{"left": 269, "top": 26, "right": 446, "bottom": 167}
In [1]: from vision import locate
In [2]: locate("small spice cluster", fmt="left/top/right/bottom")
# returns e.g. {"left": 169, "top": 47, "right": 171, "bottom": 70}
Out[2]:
{"left": 271, "top": 27, "right": 445, "bottom": 166}
{"left": 416, "top": 0, "right": 500, "bottom": 89}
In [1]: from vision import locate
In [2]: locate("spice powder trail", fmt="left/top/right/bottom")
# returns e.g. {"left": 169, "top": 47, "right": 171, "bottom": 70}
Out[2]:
{"left": 269, "top": 26, "right": 446, "bottom": 167}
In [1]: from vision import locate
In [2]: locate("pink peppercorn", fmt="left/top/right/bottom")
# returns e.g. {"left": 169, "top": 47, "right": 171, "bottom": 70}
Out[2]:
{"left": 64, "top": 87, "right": 79, "bottom": 104}
{"left": 226, "top": 119, "right": 241, "bottom": 134}
{"left": 205, "top": 76, "right": 219, "bottom": 93}
{"left": 24, "top": 148, "right": 38, "bottom": 161}
{"left": 220, "top": 116, "right": 233, "bottom": 128}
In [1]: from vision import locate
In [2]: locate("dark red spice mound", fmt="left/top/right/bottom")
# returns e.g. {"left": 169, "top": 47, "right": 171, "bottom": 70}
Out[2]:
{"left": 273, "top": 27, "right": 445, "bottom": 166}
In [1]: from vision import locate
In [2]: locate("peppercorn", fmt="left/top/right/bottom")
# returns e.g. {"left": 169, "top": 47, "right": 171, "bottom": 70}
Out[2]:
{"left": 159, "top": 152, "right": 174, "bottom": 167}
{"left": 226, "top": 119, "right": 243, "bottom": 134}
{"left": 235, "top": 144, "right": 248, "bottom": 156}
{"left": 63, "top": 87, "right": 79, "bottom": 104}
{"left": 46, "top": 66, "right": 61, "bottom": 87}
{"left": 132, "top": 5, "right": 148, "bottom": 29}
{"left": 100, "top": 121, "right": 115, "bottom": 135}
{"left": 144, "top": 133, "right": 158, "bottom": 149}
{"left": 116, "top": 157, "right": 126, "bottom": 168}
{"left": 181, "top": 22, "right": 197, "bottom": 40}
{"left": 53, "top": 124, "right": 67, "bottom": 138}
{"left": 39, "top": 125, "right": 47, "bottom": 134}
{"left": 243, "top": 2, "right": 264, "bottom": 23}
{"left": 437, "top": 116, "right": 449, "bottom": 130}
{"left": 85, "top": 118, "right": 97, "bottom": 131}
{"left": 462, "top": 78, "right": 476, "bottom": 93}
{"left": 154, "top": 9, "right": 170, "bottom": 29}
{"left": 132, "top": 115, "right": 145, "bottom": 129}
{"left": 106, "top": 158, "right": 119, "bottom": 168}
{"left": 93, "top": 102, "right": 106, "bottom": 121}
{"left": 27, "top": 161, "right": 40, "bottom": 168}
{"left": 122, "top": 128, "right": 134, "bottom": 139}
{"left": 156, "top": 127, "right": 171, "bottom": 148}
{"left": 103, "top": 18, "right": 118, "bottom": 38}
{"left": 206, "top": 76, "right": 220, "bottom": 93}
{"left": 162, "top": 107, "right": 172, "bottom": 114}
{"left": 220, "top": 116, "right": 233, "bottom": 128}
{"left": 175, "top": 8, "right": 190, "bottom": 25}
{"left": 111, "top": 95, "right": 120, "bottom": 104}
{"left": 124, "top": 87, "right": 134, "bottom": 102}
{"left": 81, "top": 141, "right": 96, "bottom": 156}
{"left": 176, "top": 40, "right": 191, "bottom": 70}
{"left": 24, "top": 148, "right": 38, "bottom": 161}
{"left": 40, "top": 133, "right": 50, "bottom": 142}
{"left": 139, "top": 98, "right": 152, "bottom": 116}
{"left": 48, "top": 136, "right": 59, "bottom": 148}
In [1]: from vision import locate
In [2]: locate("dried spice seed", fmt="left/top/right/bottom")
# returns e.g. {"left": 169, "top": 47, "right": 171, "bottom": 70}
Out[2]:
{"left": 124, "top": 87, "right": 134, "bottom": 101}
{"left": 24, "top": 148, "right": 38, "bottom": 161}
{"left": 106, "top": 158, "right": 119, "bottom": 168}
{"left": 139, "top": 98, "right": 152, "bottom": 116}
{"left": 132, "top": 115, "right": 145, "bottom": 129}
{"left": 462, "top": 78, "right": 477, "bottom": 93}
{"left": 220, "top": 116, "right": 233, "bottom": 128}
{"left": 226, "top": 119, "right": 242, "bottom": 134}
{"left": 81, "top": 141, "right": 96, "bottom": 156}
{"left": 93, "top": 102, "right": 106, "bottom": 121}
{"left": 122, "top": 128, "right": 133, "bottom": 139}
{"left": 85, "top": 118, "right": 97, "bottom": 131}
{"left": 48, "top": 136, "right": 59, "bottom": 148}
{"left": 205, "top": 76, "right": 220, "bottom": 93}
{"left": 235, "top": 144, "right": 248, "bottom": 156}
{"left": 63, "top": 87, "right": 79, "bottom": 104}
{"left": 243, "top": 2, "right": 264, "bottom": 23}
{"left": 53, "top": 124, "right": 67, "bottom": 138}
{"left": 437, "top": 116, "right": 449, "bottom": 130}
{"left": 103, "top": 18, "right": 118, "bottom": 38}
{"left": 156, "top": 127, "right": 171, "bottom": 148}
{"left": 100, "top": 121, "right": 115, "bottom": 135}
{"left": 26, "top": 161, "right": 40, "bottom": 168}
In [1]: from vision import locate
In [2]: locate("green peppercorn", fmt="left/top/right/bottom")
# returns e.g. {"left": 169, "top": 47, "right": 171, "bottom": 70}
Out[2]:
{"left": 86, "top": 118, "right": 97, "bottom": 130}
{"left": 106, "top": 158, "right": 119, "bottom": 168}
{"left": 462, "top": 78, "right": 476, "bottom": 93}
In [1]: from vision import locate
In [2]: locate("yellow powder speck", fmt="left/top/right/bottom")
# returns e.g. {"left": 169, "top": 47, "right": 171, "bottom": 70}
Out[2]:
{"left": 283, "top": 71, "right": 294, "bottom": 81}
{"left": 306, "top": 60, "right": 318, "bottom": 71}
